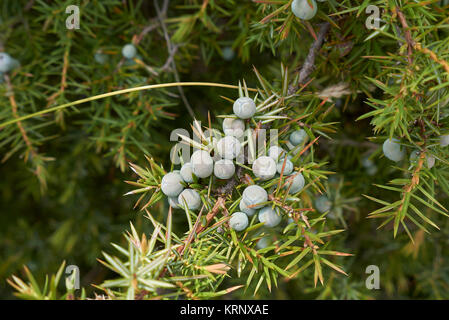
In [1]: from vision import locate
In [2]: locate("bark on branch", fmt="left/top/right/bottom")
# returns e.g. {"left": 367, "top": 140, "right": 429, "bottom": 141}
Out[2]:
{"left": 288, "top": 22, "right": 330, "bottom": 95}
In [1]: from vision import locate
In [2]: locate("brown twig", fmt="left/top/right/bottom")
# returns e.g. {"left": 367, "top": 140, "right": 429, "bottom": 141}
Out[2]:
{"left": 135, "top": 23, "right": 160, "bottom": 45}
{"left": 176, "top": 197, "right": 226, "bottom": 255}
{"left": 215, "top": 165, "right": 244, "bottom": 196}
{"left": 395, "top": 8, "right": 415, "bottom": 65}
{"left": 414, "top": 43, "right": 449, "bottom": 75}
{"left": 154, "top": 0, "right": 195, "bottom": 118}
{"left": 395, "top": 8, "right": 449, "bottom": 75}
{"left": 4, "top": 74, "right": 37, "bottom": 162}
{"left": 288, "top": 22, "right": 330, "bottom": 95}
{"left": 46, "top": 45, "right": 70, "bottom": 111}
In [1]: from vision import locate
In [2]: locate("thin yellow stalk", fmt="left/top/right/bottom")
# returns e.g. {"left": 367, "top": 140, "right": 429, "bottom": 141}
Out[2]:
{"left": 0, "top": 82, "right": 257, "bottom": 128}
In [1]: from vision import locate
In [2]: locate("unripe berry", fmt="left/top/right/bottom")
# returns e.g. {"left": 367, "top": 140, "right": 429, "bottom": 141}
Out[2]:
{"left": 315, "top": 195, "right": 331, "bottom": 213}
{"left": 214, "top": 159, "right": 235, "bottom": 179}
{"left": 268, "top": 146, "right": 286, "bottom": 161}
{"left": 289, "top": 129, "right": 308, "bottom": 146}
{"left": 276, "top": 159, "right": 294, "bottom": 175}
{"left": 256, "top": 236, "right": 270, "bottom": 249}
{"left": 95, "top": 52, "right": 107, "bottom": 64}
{"left": 0, "top": 53, "right": 13, "bottom": 73}
{"left": 291, "top": 0, "right": 317, "bottom": 20}
{"left": 284, "top": 172, "right": 305, "bottom": 194}
{"left": 122, "top": 44, "right": 137, "bottom": 59}
{"left": 190, "top": 150, "right": 214, "bottom": 178}
{"left": 361, "top": 157, "right": 375, "bottom": 168}
{"left": 233, "top": 97, "right": 256, "bottom": 119}
{"left": 222, "top": 118, "right": 245, "bottom": 137}
{"left": 361, "top": 157, "right": 377, "bottom": 175}
{"left": 229, "top": 211, "right": 249, "bottom": 231}
{"left": 222, "top": 46, "right": 235, "bottom": 61}
{"left": 180, "top": 162, "right": 194, "bottom": 183}
{"left": 382, "top": 138, "right": 405, "bottom": 162}
{"left": 440, "top": 134, "right": 449, "bottom": 147}
{"left": 168, "top": 196, "right": 180, "bottom": 209}
{"left": 178, "top": 188, "right": 201, "bottom": 211}
{"left": 161, "top": 171, "right": 184, "bottom": 197}
{"left": 258, "top": 207, "right": 282, "bottom": 227}
{"left": 427, "top": 156, "right": 436, "bottom": 169}
{"left": 216, "top": 136, "right": 241, "bottom": 160}
{"left": 252, "top": 156, "right": 277, "bottom": 180}
{"left": 242, "top": 185, "right": 268, "bottom": 209}
{"left": 285, "top": 141, "right": 301, "bottom": 159}
{"left": 239, "top": 199, "right": 256, "bottom": 216}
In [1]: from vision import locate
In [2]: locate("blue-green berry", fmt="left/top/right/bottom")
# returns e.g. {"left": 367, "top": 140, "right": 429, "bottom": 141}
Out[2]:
{"left": 239, "top": 199, "right": 256, "bottom": 216}
{"left": 229, "top": 212, "right": 249, "bottom": 231}
{"left": 222, "top": 47, "right": 235, "bottom": 61}
{"left": 361, "top": 157, "right": 375, "bottom": 168}
{"left": 216, "top": 136, "right": 241, "bottom": 160}
{"left": 233, "top": 97, "right": 256, "bottom": 119}
{"left": 178, "top": 188, "right": 201, "bottom": 211}
{"left": 180, "top": 162, "right": 194, "bottom": 183}
{"left": 252, "top": 156, "right": 277, "bottom": 181}
{"left": 291, "top": 0, "right": 317, "bottom": 20}
{"left": 242, "top": 185, "right": 268, "bottom": 209}
{"left": 0, "top": 53, "right": 14, "bottom": 73}
{"left": 258, "top": 207, "right": 282, "bottom": 227}
{"left": 223, "top": 118, "right": 245, "bottom": 137}
{"left": 161, "top": 171, "right": 184, "bottom": 197}
{"left": 284, "top": 172, "right": 305, "bottom": 194}
{"left": 427, "top": 156, "right": 436, "bottom": 169}
{"left": 168, "top": 196, "right": 180, "bottom": 209}
{"left": 440, "top": 134, "right": 449, "bottom": 147}
{"left": 361, "top": 156, "right": 377, "bottom": 174}
{"left": 315, "top": 195, "right": 331, "bottom": 213}
{"left": 95, "top": 52, "right": 108, "bottom": 64}
{"left": 289, "top": 129, "right": 308, "bottom": 146}
{"left": 382, "top": 138, "right": 405, "bottom": 162}
{"left": 214, "top": 159, "right": 235, "bottom": 179}
{"left": 122, "top": 44, "right": 137, "bottom": 59}
{"left": 276, "top": 159, "right": 294, "bottom": 175}
{"left": 256, "top": 236, "right": 270, "bottom": 249}
{"left": 190, "top": 150, "right": 214, "bottom": 178}
{"left": 268, "top": 146, "right": 286, "bottom": 161}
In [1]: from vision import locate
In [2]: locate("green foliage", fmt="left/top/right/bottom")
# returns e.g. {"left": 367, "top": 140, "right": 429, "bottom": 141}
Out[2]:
{"left": 3, "top": 0, "right": 449, "bottom": 300}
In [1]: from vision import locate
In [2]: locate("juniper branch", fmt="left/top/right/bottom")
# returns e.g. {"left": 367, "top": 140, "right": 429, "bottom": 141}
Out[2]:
{"left": 288, "top": 22, "right": 330, "bottom": 95}
{"left": 395, "top": 8, "right": 415, "bottom": 65}
{"left": 154, "top": 0, "right": 195, "bottom": 118}
{"left": 4, "top": 74, "right": 37, "bottom": 161}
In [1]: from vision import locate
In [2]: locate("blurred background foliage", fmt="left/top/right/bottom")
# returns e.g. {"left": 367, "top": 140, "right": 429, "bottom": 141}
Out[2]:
{"left": 1, "top": 0, "right": 449, "bottom": 299}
